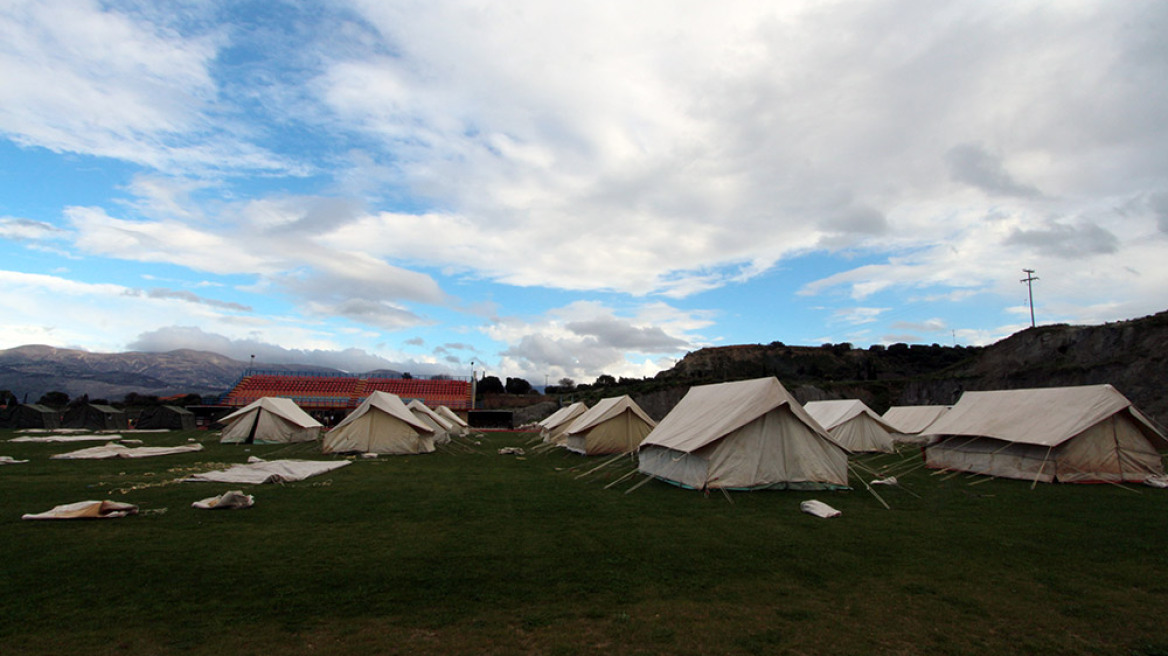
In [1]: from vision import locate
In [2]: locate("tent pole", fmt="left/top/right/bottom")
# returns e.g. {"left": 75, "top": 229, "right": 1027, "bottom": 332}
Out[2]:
{"left": 1031, "top": 446, "right": 1054, "bottom": 489}
{"left": 624, "top": 474, "right": 655, "bottom": 495}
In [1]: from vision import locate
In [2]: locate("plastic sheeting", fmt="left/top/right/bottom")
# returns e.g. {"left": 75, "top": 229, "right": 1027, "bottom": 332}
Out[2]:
{"left": 22, "top": 500, "right": 138, "bottom": 520}
{"left": 50, "top": 443, "right": 204, "bottom": 460}
{"left": 184, "top": 459, "right": 351, "bottom": 484}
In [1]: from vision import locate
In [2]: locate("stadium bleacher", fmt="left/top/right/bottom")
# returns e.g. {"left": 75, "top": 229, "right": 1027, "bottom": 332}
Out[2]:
{"left": 219, "top": 372, "right": 473, "bottom": 411}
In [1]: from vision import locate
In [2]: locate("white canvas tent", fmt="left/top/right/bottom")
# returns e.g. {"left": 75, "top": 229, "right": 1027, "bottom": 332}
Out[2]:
{"left": 922, "top": 384, "right": 1168, "bottom": 484}
{"left": 540, "top": 402, "right": 588, "bottom": 445}
{"left": 803, "top": 399, "right": 897, "bottom": 453}
{"left": 406, "top": 399, "right": 456, "bottom": 445}
{"left": 638, "top": 377, "right": 849, "bottom": 490}
{"left": 323, "top": 391, "right": 436, "bottom": 455}
{"left": 563, "top": 395, "right": 657, "bottom": 456}
{"left": 219, "top": 397, "right": 322, "bottom": 444}
{"left": 435, "top": 405, "right": 471, "bottom": 436}
{"left": 882, "top": 405, "right": 950, "bottom": 444}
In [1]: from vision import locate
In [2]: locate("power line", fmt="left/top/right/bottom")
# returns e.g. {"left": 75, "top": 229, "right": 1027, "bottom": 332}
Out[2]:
{"left": 1020, "top": 268, "right": 1039, "bottom": 328}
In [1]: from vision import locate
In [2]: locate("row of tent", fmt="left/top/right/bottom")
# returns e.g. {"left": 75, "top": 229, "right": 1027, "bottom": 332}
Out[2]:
{"left": 0, "top": 403, "right": 195, "bottom": 431}
{"left": 216, "top": 393, "right": 471, "bottom": 455}
{"left": 634, "top": 378, "right": 1167, "bottom": 490}
{"left": 537, "top": 378, "right": 1167, "bottom": 491}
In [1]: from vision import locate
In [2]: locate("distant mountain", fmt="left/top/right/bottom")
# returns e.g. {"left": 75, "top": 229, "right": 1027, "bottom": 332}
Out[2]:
{"left": 0, "top": 346, "right": 345, "bottom": 403}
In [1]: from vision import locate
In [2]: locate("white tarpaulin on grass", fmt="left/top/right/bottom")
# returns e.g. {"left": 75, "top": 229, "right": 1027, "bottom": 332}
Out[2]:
{"left": 50, "top": 443, "right": 204, "bottom": 460}
{"left": 22, "top": 500, "right": 139, "bottom": 520}
{"left": 11, "top": 434, "right": 124, "bottom": 443}
{"left": 192, "top": 490, "right": 255, "bottom": 509}
{"left": 184, "top": 459, "right": 351, "bottom": 484}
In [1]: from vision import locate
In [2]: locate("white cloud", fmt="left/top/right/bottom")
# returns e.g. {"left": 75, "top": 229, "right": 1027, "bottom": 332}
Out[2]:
{"left": 482, "top": 300, "right": 711, "bottom": 382}
{"left": 0, "top": 0, "right": 296, "bottom": 174}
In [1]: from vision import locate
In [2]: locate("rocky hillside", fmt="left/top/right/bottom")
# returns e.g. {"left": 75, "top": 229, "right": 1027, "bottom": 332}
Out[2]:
{"left": 652, "top": 310, "right": 1168, "bottom": 423}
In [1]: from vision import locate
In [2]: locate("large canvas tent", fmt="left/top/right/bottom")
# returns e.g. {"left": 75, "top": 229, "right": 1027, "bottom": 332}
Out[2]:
{"left": 62, "top": 404, "right": 128, "bottom": 431}
{"left": 135, "top": 405, "right": 196, "bottom": 431}
{"left": 1, "top": 403, "right": 61, "bottom": 430}
{"left": 803, "top": 399, "right": 897, "bottom": 453}
{"left": 219, "top": 397, "right": 322, "bottom": 444}
{"left": 882, "top": 405, "right": 950, "bottom": 444}
{"left": 323, "top": 391, "right": 436, "bottom": 455}
{"left": 540, "top": 402, "right": 588, "bottom": 444}
{"left": 922, "top": 384, "right": 1168, "bottom": 484}
{"left": 638, "top": 377, "right": 849, "bottom": 490}
{"left": 406, "top": 399, "right": 456, "bottom": 445}
{"left": 563, "top": 395, "right": 657, "bottom": 456}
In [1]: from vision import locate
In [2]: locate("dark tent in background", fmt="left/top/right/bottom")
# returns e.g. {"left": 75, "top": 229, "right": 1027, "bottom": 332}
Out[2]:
{"left": 62, "top": 404, "right": 129, "bottom": 431}
{"left": 0, "top": 403, "right": 62, "bottom": 430}
{"left": 135, "top": 405, "right": 196, "bottom": 430}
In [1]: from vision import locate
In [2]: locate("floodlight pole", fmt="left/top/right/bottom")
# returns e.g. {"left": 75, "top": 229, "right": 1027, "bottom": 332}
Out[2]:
{"left": 1020, "top": 269, "right": 1038, "bottom": 328}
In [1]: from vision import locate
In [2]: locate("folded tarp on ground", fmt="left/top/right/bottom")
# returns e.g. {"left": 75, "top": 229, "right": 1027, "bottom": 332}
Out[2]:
{"left": 192, "top": 490, "right": 255, "bottom": 509}
{"left": 183, "top": 459, "right": 350, "bottom": 484}
{"left": 50, "top": 442, "right": 205, "bottom": 460}
{"left": 11, "top": 434, "right": 126, "bottom": 443}
{"left": 22, "top": 500, "right": 139, "bottom": 520}
{"left": 800, "top": 499, "right": 842, "bottom": 518}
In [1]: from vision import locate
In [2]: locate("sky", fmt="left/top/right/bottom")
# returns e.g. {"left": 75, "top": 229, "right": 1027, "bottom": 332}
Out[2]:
{"left": 1, "top": 0, "right": 1166, "bottom": 385}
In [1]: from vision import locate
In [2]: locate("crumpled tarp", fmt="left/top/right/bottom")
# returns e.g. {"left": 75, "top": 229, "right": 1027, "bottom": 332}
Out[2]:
{"left": 50, "top": 442, "right": 205, "bottom": 460}
{"left": 192, "top": 490, "right": 255, "bottom": 509}
{"left": 800, "top": 499, "right": 842, "bottom": 518}
{"left": 22, "top": 500, "right": 139, "bottom": 520}
{"left": 183, "top": 459, "right": 350, "bottom": 484}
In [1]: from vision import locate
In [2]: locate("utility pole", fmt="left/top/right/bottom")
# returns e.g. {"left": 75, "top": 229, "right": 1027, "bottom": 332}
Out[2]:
{"left": 1020, "top": 268, "right": 1038, "bottom": 328}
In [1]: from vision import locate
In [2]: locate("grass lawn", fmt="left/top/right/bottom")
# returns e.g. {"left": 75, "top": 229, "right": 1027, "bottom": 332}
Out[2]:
{"left": 1, "top": 428, "right": 1167, "bottom": 655}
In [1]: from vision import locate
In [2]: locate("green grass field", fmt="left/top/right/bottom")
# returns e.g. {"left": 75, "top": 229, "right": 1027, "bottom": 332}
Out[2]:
{"left": 2, "top": 428, "right": 1167, "bottom": 655}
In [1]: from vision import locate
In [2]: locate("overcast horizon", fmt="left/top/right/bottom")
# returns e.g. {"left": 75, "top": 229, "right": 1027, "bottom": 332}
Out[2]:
{"left": 2, "top": 1, "right": 1166, "bottom": 384}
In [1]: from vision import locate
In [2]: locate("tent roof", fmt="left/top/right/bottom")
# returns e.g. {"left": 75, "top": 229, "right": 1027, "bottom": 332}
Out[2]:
{"left": 922, "top": 384, "right": 1167, "bottom": 448}
{"left": 540, "top": 402, "right": 588, "bottom": 430}
{"left": 803, "top": 399, "right": 893, "bottom": 432}
{"left": 407, "top": 399, "right": 455, "bottom": 431}
{"left": 334, "top": 391, "right": 433, "bottom": 433}
{"left": 564, "top": 395, "right": 656, "bottom": 436}
{"left": 882, "top": 405, "right": 949, "bottom": 434}
{"left": 435, "top": 405, "right": 469, "bottom": 427}
{"left": 220, "top": 397, "right": 322, "bottom": 428}
{"left": 641, "top": 377, "right": 837, "bottom": 454}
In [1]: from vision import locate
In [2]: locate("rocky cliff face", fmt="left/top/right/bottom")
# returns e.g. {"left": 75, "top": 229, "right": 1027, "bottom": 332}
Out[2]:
{"left": 662, "top": 310, "right": 1168, "bottom": 423}
{"left": 906, "top": 313, "right": 1168, "bottom": 421}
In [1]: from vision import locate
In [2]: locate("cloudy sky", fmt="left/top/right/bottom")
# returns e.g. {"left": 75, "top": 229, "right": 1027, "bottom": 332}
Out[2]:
{"left": 1, "top": 0, "right": 1166, "bottom": 384}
